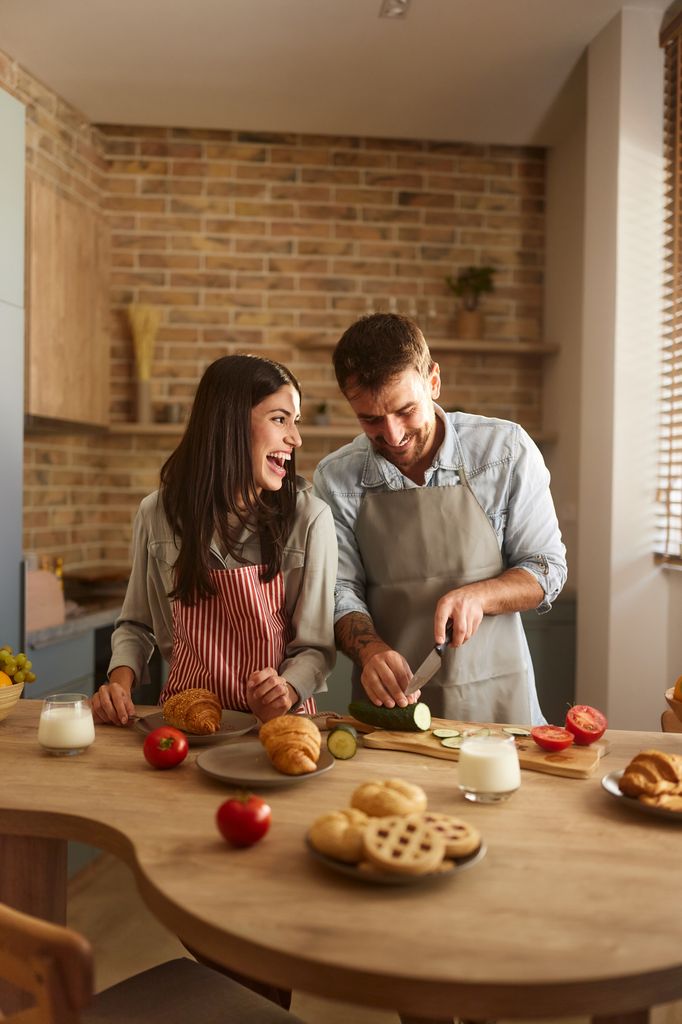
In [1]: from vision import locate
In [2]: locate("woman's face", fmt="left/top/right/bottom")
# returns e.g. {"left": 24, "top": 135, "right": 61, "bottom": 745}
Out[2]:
{"left": 250, "top": 384, "right": 302, "bottom": 494}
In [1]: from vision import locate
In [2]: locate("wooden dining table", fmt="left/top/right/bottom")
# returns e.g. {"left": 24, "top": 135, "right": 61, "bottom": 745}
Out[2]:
{"left": 0, "top": 700, "right": 681, "bottom": 1023}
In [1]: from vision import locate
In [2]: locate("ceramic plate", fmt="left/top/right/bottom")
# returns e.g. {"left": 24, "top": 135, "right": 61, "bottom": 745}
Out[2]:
{"left": 601, "top": 770, "right": 682, "bottom": 822}
{"left": 305, "top": 837, "right": 487, "bottom": 886}
{"left": 196, "top": 740, "right": 334, "bottom": 786}
{"left": 133, "top": 709, "right": 257, "bottom": 747}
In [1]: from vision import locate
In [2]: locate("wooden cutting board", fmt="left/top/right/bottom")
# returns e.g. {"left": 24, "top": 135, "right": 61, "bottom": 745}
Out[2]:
{"left": 326, "top": 715, "right": 608, "bottom": 779}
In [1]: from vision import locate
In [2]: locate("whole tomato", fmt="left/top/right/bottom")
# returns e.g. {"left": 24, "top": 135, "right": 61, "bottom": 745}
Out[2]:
{"left": 565, "top": 704, "right": 607, "bottom": 745}
{"left": 216, "top": 794, "right": 271, "bottom": 848}
{"left": 143, "top": 726, "right": 189, "bottom": 769}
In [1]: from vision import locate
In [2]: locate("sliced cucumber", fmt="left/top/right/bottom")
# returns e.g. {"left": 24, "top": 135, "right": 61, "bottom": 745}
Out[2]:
{"left": 503, "top": 726, "right": 531, "bottom": 737}
{"left": 327, "top": 725, "right": 358, "bottom": 760}
{"left": 440, "top": 736, "right": 463, "bottom": 749}
{"left": 432, "top": 728, "right": 461, "bottom": 739}
{"left": 464, "top": 727, "right": 491, "bottom": 738}
{"left": 348, "top": 700, "right": 432, "bottom": 732}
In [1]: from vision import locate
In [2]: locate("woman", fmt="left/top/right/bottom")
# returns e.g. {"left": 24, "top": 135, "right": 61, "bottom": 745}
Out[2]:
{"left": 93, "top": 354, "right": 337, "bottom": 726}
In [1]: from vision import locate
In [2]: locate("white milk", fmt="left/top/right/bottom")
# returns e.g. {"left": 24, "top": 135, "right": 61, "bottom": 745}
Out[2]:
{"left": 458, "top": 734, "right": 520, "bottom": 802}
{"left": 38, "top": 705, "right": 95, "bottom": 752}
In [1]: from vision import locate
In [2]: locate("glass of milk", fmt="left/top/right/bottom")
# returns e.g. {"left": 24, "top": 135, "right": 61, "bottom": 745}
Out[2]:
{"left": 38, "top": 693, "right": 96, "bottom": 756}
{"left": 458, "top": 733, "right": 521, "bottom": 803}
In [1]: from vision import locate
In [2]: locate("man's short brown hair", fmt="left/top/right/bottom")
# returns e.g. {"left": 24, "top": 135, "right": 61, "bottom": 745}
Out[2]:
{"left": 332, "top": 313, "right": 433, "bottom": 396}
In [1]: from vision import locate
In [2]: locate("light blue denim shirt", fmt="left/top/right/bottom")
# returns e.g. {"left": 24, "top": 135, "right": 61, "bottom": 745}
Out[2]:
{"left": 312, "top": 406, "right": 567, "bottom": 626}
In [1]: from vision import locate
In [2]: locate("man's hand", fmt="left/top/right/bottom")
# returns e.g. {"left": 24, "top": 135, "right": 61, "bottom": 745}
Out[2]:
{"left": 434, "top": 569, "right": 545, "bottom": 648}
{"left": 434, "top": 589, "right": 485, "bottom": 648}
{"left": 92, "top": 667, "right": 135, "bottom": 725}
{"left": 360, "top": 648, "right": 420, "bottom": 708}
{"left": 246, "top": 668, "right": 298, "bottom": 722}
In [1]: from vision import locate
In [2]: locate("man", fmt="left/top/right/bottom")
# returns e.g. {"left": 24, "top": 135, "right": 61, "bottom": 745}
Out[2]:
{"left": 313, "top": 313, "right": 567, "bottom": 726}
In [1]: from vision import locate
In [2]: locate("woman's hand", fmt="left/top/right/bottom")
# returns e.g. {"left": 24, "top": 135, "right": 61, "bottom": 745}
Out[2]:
{"left": 246, "top": 668, "right": 297, "bottom": 722}
{"left": 92, "top": 667, "right": 135, "bottom": 725}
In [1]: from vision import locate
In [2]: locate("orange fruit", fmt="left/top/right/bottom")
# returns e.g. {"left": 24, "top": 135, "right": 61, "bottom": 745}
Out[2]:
{"left": 0, "top": 670, "right": 13, "bottom": 688}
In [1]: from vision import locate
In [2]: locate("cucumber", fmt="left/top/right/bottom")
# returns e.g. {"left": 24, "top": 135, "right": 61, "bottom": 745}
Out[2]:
{"left": 347, "top": 700, "right": 432, "bottom": 732}
{"left": 503, "top": 726, "right": 531, "bottom": 737}
{"left": 440, "top": 736, "right": 463, "bottom": 749}
{"left": 464, "top": 727, "right": 491, "bottom": 738}
{"left": 432, "top": 728, "right": 461, "bottom": 739}
{"left": 327, "top": 725, "right": 358, "bottom": 760}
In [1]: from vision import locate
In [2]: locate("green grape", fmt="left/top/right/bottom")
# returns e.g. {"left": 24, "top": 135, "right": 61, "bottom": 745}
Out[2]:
{"left": 15, "top": 654, "right": 26, "bottom": 668}
{"left": 4, "top": 660, "right": 17, "bottom": 676}
{"left": 24, "top": 671, "right": 36, "bottom": 683}
{"left": 0, "top": 645, "right": 13, "bottom": 654}
{"left": 23, "top": 659, "right": 32, "bottom": 671}
{"left": 0, "top": 651, "right": 9, "bottom": 664}
{"left": 13, "top": 671, "right": 25, "bottom": 684}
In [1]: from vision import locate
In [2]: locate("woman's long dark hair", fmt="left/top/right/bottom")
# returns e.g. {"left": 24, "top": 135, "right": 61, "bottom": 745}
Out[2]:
{"left": 160, "top": 354, "right": 301, "bottom": 605}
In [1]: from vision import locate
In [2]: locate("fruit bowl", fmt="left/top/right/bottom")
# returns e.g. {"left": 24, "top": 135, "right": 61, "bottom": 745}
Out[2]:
{"left": 0, "top": 681, "right": 24, "bottom": 722}
{"left": 665, "top": 687, "right": 682, "bottom": 723}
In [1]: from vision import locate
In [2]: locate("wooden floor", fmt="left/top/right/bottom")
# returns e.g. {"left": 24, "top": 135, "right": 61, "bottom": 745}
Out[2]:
{"left": 68, "top": 853, "right": 681, "bottom": 1024}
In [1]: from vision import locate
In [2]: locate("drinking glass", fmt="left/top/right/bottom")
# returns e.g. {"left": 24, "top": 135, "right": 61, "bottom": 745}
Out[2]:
{"left": 38, "top": 693, "right": 95, "bottom": 756}
{"left": 458, "top": 733, "right": 521, "bottom": 803}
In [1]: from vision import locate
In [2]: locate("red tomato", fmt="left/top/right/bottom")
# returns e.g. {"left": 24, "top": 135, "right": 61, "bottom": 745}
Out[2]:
{"left": 565, "top": 704, "right": 607, "bottom": 745}
{"left": 216, "top": 794, "right": 271, "bottom": 848}
{"left": 531, "top": 725, "right": 574, "bottom": 752}
{"left": 143, "top": 726, "right": 189, "bottom": 769}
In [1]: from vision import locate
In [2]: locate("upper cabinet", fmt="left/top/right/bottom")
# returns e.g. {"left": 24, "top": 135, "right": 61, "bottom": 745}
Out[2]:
{"left": 25, "top": 175, "right": 110, "bottom": 427}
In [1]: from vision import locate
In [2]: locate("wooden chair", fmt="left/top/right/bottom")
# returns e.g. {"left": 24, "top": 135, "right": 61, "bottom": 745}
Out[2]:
{"left": 0, "top": 899, "right": 304, "bottom": 1024}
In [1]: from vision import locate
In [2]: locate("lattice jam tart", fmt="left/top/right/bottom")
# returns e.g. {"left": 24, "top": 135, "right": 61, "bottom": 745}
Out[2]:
{"left": 362, "top": 814, "right": 446, "bottom": 876}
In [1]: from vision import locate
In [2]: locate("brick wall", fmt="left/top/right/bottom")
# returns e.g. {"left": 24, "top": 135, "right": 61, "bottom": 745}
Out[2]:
{"left": 2, "top": 52, "right": 546, "bottom": 576}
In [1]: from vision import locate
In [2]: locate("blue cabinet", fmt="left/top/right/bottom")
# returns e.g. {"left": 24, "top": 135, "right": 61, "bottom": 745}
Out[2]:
{"left": 24, "top": 631, "right": 95, "bottom": 700}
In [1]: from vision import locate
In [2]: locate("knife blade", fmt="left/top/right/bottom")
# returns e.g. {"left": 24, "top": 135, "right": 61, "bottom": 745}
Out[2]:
{"left": 404, "top": 623, "right": 453, "bottom": 696}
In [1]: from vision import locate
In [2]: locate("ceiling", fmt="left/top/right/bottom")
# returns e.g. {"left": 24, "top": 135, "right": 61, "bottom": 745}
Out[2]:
{"left": 0, "top": 0, "right": 670, "bottom": 146}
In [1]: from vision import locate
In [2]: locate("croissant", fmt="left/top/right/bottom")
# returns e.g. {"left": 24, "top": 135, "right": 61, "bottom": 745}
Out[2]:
{"left": 259, "top": 715, "right": 321, "bottom": 775}
{"left": 163, "top": 688, "right": 222, "bottom": 735}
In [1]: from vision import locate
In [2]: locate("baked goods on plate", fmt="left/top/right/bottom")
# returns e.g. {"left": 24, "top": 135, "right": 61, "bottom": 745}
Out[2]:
{"left": 260, "top": 715, "right": 322, "bottom": 775}
{"left": 163, "top": 688, "right": 222, "bottom": 735}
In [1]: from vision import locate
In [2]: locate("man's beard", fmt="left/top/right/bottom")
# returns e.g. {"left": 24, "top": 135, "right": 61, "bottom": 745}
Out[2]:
{"left": 373, "top": 425, "right": 430, "bottom": 469}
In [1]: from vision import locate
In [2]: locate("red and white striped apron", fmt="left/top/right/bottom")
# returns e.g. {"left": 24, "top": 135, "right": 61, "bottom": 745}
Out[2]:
{"left": 162, "top": 564, "right": 316, "bottom": 715}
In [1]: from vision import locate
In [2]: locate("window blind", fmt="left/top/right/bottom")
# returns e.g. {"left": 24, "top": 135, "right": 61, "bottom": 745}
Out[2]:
{"left": 657, "top": 13, "right": 682, "bottom": 565}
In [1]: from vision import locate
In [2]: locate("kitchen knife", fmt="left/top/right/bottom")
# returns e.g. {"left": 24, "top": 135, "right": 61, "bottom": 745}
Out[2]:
{"left": 404, "top": 623, "right": 453, "bottom": 696}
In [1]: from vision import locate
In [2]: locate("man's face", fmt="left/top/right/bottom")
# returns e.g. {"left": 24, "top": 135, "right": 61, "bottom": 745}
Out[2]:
{"left": 345, "top": 366, "right": 441, "bottom": 475}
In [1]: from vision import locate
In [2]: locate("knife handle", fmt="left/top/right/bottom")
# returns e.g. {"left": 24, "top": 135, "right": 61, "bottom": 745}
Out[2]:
{"left": 434, "top": 621, "right": 453, "bottom": 656}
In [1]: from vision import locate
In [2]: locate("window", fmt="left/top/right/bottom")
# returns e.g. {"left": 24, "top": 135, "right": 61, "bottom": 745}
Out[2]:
{"left": 657, "top": 10, "right": 682, "bottom": 564}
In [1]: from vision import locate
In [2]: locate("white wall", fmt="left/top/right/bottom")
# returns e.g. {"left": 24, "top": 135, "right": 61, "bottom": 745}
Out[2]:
{"left": 0, "top": 88, "right": 25, "bottom": 649}
{"left": 543, "top": 57, "right": 587, "bottom": 593}
{"left": 576, "top": 7, "right": 667, "bottom": 728}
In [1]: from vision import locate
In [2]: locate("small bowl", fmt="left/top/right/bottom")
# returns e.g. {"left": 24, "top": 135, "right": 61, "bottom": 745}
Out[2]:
{"left": 0, "top": 681, "right": 24, "bottom": 721}
{"left": 665, "top": 687, "right": 682, "bottom": 723}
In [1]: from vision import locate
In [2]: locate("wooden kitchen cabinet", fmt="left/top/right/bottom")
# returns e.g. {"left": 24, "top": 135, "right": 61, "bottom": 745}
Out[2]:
{"left": 25, "top": 174, "right": 110, "bottom": 427}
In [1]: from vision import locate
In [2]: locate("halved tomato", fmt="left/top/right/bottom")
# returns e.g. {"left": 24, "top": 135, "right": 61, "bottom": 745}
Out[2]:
{"left": 531, "top": 725, "right": 574, "bottom": 752}
{"left": 565, "top": 704, "right": 607, "bottom": 745}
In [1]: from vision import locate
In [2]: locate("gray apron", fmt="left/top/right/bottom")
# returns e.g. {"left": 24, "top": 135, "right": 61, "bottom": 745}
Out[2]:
{"left": 354, "top": 470, "right": 531, "bottom": 723}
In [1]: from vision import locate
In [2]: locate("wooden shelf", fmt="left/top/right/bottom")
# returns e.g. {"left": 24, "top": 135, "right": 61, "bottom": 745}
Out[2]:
{"left": 296, "top": 338, "right": 558, "bottom": 356}
{"left": 108, "top": 423, "right": 557, "bottom": 444}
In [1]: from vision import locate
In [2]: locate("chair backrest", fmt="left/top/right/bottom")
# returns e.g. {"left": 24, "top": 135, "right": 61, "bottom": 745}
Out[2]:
{"left": 0, "top": 900, "right": 94, "bottom": 1023}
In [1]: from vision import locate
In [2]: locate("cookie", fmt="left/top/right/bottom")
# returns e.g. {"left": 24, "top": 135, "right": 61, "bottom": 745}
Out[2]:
{"left": 421, "top": 812, "right": 481, "bottom": 858}
{"left": 350, "top": 778, "right": 427, "bottom": 817}
{"left": 308, "top": 809, "right": 369, "bottom": 864}
{"left": 362, "top": 814, "right": 445, "bottom": 876}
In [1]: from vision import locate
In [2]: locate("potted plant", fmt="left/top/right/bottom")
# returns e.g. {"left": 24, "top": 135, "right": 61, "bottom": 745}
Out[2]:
{"left": 313, "top": 400, "right": 330, "bottom": 426}
{"left": 445, "top": 265, "right": 496, "bottom": 339}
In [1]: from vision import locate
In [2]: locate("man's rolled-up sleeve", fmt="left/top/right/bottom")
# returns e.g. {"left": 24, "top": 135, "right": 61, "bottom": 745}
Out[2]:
{"left": 503, "top": 429, "right": 567, "bottom": 613}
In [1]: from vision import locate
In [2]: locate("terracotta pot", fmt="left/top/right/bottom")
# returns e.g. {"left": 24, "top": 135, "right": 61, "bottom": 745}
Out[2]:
{"left": 456, "top": 309, "right": 483, "bottom": 340}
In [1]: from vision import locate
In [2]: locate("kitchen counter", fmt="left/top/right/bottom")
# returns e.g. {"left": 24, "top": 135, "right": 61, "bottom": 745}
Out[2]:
{"left": 25, "top": 602, "right": 120, "bottom": 650}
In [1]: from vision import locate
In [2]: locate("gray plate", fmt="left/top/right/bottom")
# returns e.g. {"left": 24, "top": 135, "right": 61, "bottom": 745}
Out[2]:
{"left": 196, "top": 740, "right": 335, "bottom": 786}
{"left": 305, "top": 837, "right": 487, "bottom": 886}
{"left": 601, "top": 770, "right": 682, "bottom": 822}
{"left": 133, "top": 710, "right": 257, "bottom": 747}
